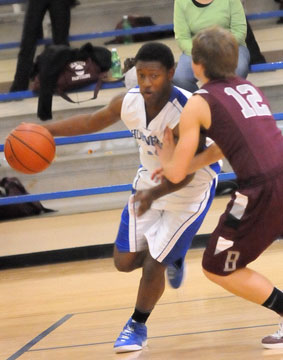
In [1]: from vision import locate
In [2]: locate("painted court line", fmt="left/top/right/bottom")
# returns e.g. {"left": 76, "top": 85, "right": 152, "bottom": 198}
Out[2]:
{"left": 71, "top": 294, "right": 236, "bottom": 316}
{"left": 27, "top": 323, "right": 276, "bottom": 352}
{"left": 6, "top": 314, "right": 73, "bottom": 360}
{"left": 6, "top": 296, "right": 233, "bottom": 358}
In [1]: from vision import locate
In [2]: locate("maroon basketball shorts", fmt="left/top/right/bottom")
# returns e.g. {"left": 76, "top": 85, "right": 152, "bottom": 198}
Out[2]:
{"left": 202, "top": 174, "right": 283, "bottom": 276}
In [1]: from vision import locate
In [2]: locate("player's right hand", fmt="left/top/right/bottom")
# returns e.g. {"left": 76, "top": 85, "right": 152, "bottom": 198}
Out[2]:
{"left": 151, "top": 167, "right": 164, "bottom": 182}
{"left": 134, "top": 190, "right": 154, "bottom": 216}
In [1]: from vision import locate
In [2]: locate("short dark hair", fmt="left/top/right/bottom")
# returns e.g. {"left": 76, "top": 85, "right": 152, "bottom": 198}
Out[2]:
{"left": 135, "top": 42, "right": 175, "bottom": 69}
{"left": 192, "top": 26, "right": 238, "bottom": 80}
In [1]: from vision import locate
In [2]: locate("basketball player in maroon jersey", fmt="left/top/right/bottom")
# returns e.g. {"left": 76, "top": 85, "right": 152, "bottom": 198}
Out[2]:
{"left": 156, "top": 26, "right": 283, "bottom": 349}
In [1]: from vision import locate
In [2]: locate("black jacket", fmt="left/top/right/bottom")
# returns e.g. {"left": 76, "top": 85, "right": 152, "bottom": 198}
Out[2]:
{"left": 32, "top": 43, "right": 111, "bottom": 120}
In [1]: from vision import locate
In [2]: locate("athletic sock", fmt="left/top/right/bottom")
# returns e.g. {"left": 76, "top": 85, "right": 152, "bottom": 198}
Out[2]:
{"left": 131, "top": 308, "right": 151, "bottom": 324}
{"left": 262, "top": 287, "right": 283, "bottom": 316}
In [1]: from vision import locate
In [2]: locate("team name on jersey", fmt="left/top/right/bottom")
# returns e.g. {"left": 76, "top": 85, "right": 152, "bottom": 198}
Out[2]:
{"left": 130, "top": 129, "right": 162, "bottom": 147}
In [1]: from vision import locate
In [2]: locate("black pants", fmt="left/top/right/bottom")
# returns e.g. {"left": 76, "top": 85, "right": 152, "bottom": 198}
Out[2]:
{"left": 10, "top": 0, "right": 71, "bottom": 92}
{"left": 246, "top": 20, "right": 266, "bottom": 65}
{"left": 278, "top": 0, "right": 283, "bottom": 23}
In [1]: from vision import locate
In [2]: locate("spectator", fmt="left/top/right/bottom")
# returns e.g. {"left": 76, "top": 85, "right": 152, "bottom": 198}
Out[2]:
{"left": 173, "top": 0, "right": 250, "bottom": 92}
{"left": 246, "top": 20, "right": 266, "bottom": 64}
{"left": 10, "top": 0, "right": 77, "bottom": 92}
{"left": 241, "top": 0, "right": 266, "bottom": 64}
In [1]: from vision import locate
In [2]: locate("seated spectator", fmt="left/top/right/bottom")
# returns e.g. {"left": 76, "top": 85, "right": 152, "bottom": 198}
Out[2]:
{"left": 246, "top": 20, "right": 266, "bottom": 64}
{"left": 173, "top": 0, "right": 250, "bottom": 92}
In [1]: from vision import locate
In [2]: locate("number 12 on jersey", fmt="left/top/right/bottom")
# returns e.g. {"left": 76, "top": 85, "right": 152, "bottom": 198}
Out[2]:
{"left": 225, "top": 84, "right": 272, "bottom": 119}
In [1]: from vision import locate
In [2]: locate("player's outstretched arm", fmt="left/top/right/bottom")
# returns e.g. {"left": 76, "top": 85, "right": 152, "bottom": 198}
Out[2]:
{"left": 156, "top": 95, "right": 211, "bottom": 183}
{"left": 43, "top": 93, "right": 125, "bottom": 136}
{"left": 151, "top": 143, "right": 224, "bottom": 182}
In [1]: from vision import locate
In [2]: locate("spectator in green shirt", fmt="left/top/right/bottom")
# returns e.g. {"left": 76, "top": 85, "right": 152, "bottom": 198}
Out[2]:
{"left": 173, "top": 0, "right": 250, "bottom": 92}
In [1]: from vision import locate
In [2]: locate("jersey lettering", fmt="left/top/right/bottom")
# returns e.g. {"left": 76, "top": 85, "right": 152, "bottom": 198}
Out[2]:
{"left": 224, "top": 250, "right": 240, "bottom": 272}
{"left": 224, "top": 85, "right": 271, "bottom": 119}
{"left": 131, "top": 129, "right": 162, "bottom": 147}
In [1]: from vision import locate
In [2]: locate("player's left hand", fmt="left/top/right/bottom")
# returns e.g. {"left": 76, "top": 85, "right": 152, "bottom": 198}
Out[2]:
{"left": 134, "top": 190, "right": 154, "bottom": 216}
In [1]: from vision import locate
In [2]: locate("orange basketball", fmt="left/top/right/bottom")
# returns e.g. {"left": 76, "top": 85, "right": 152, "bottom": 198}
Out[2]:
{"left": 4, "top": 123, "right": 56, "bottom": 174}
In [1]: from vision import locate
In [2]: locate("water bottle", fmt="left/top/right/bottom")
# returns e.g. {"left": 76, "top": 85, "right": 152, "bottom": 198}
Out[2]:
{"left": 122, "top": 15, "right": 133, "bottom": 44}
{"left": 111, "top": 48, "right": 123, "bottom": 79}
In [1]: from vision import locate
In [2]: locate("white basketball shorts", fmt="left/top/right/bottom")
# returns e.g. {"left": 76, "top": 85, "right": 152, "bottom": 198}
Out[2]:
{"left": 115, "top": 179, "right": 216, "bottom": 264}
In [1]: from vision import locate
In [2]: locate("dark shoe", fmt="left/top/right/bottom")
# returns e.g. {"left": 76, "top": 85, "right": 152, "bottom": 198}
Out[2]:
{"left": 262, "top": 317, "right": 283, "bottom": 349}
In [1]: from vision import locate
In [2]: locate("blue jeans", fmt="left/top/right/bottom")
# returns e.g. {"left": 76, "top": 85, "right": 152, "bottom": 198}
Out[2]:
{"left": 173, "top": 45, "right": 251, "bottom": 92}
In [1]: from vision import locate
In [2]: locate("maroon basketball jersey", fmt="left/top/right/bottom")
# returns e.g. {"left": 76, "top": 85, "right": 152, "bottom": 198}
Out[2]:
{"left": 198, "top": 77, "right": 283, "bottom": 182}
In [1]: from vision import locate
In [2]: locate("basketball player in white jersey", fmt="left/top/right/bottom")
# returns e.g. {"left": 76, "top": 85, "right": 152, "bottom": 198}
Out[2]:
{"left": 44, "top": 42, "right": 222, "bottom": 353}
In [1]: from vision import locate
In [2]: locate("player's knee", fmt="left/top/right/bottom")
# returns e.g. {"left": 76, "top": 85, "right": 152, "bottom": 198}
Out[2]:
{"left": 113, "top": 249, "right": 145, "bottom": 272}
{"left": 113, "top": 257, "right": 133, "bottom": 272}
{"left": 113, "top": 245, "right": 134, "bottom": 272}
{"left": 142, "top": 256, "right": 165, "bottom": 283}
{"left": 114, "top": 261, "right": 132, "bottom": 272}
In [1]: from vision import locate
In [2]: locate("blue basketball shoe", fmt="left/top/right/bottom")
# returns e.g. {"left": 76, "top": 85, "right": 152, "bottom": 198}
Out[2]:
{"left": 166, "top": 258, "right": 186, "bottom": 289}
{"left": 114, "top": 317, "right": 147, "bottom": 353}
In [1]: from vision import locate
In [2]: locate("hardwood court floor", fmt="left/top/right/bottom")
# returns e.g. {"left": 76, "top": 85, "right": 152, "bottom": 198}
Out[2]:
{"left": 1, "top": 241, "right": 283, "bottom": 360}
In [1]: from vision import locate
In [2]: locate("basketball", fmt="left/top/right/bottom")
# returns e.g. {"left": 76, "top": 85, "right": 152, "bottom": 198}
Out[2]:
{"left": 4, "top": 123, "right": 56, "bottom": 174}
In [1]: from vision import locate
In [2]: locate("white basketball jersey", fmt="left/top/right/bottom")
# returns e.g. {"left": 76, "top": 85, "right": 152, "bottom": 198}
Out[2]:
{"left": 121, "top": 86, "right": 221, "bottom": 211}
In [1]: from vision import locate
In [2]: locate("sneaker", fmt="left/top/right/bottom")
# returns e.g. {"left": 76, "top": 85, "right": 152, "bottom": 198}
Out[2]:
{"left": 113, "top": 317, "right": 147, "bottom": 353}
{"left": 262, "top": 317, "right": 283, "bottom": 349}
{"left": 166, "top": 258, "right": 186, "bottom": 289}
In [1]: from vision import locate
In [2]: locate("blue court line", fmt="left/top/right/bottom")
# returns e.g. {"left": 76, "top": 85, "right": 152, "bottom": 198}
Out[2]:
{"left": 0, "top": 173, "right": 236, "bottom": 206}
{"left": 27, "top": 323, "right": 277, "bottom": 352}
{"left": 0, "top": 130, "right": 132, "bottom": 152}
{"left": 2, "top": 0, "right": 280, "bottom": 16}
{"left": 1, "top": 9, "right": 283, "bottom": 50}
{"left": 246, "top": 10, "right": 283, "bottom": 20}
{"left": 0, "top": 184, "right": 133, "bottom": 205}
{"left": 274, "top": 113, "right": 283, "bottom": 121}
{"left": 0, "top": 118, "right": 282, "bottom": 206}
{"left": 0, "top": 61, "right": 282, "bottom": 102}
{"left": 0, "top": 0, "right": 25, "bottom": 4}
{"left": 0, "top": 113, "right": 283, "bottom": 150}
{"left": 54, "top": 130, "right": 132, "bottom": 146}
{"left": 250, "top": 61, "right": 283, "bottom": 72}
{"left": 0, "top": 24, "right": 173, "bottom": 50}
{"left": 6, "top": 314, "right": 73, "bottom": 360}
{"left": 0, "top": 80, "right": 125, "bottom": 101}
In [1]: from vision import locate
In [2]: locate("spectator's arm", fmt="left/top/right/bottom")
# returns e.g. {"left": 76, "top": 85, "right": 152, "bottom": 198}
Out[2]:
{"left": 229, "top": 0, "right": 247, "bottom": 44}
{"left": 174, "top": 0, "right": 193, "bottom": 55}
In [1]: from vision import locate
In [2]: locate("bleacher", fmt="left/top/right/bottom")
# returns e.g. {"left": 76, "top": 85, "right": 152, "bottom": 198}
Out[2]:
{"left": 0, "top": 0, "right": 282, "bottom": 266}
